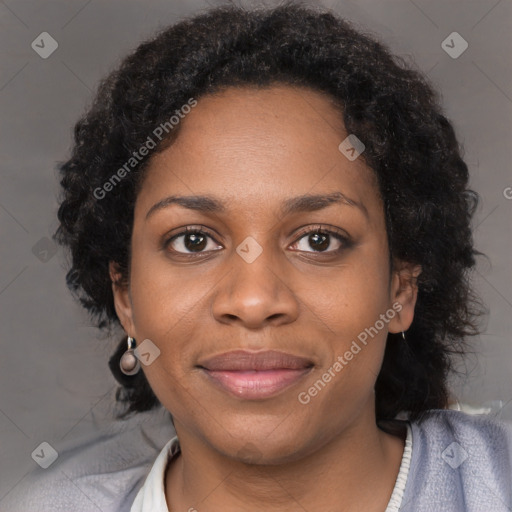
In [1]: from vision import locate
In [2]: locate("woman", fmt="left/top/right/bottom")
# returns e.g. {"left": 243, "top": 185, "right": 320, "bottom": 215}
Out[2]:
{"left": 52, "top": 2, "right": 512, "bottom": 511}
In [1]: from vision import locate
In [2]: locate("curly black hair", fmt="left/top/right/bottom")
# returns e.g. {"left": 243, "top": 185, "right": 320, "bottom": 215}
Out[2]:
{"left": 54, "top": 1, "right": 484, "bottom": 422}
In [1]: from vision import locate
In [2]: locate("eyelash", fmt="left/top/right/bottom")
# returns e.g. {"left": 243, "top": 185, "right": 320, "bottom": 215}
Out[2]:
{"left": 163, "top": 224, "right": 352, "bottom": 258}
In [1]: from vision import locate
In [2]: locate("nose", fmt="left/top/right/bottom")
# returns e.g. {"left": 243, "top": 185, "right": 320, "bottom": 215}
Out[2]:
{"left": 210, "top": 241, "right": 300, "bottom": 330}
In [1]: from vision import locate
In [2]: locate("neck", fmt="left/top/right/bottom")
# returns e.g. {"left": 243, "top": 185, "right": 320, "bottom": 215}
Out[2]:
{"left": 165, "top": 405, "right": 406, "bottom": 512}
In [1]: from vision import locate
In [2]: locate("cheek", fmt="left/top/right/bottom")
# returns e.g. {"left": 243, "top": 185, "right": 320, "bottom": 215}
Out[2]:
{"left": 300, "top": 290, "right": 390, "bottom": 433}
{"left": 309, "top": 249, "right": 391, "bottom": 386}
{"left": 314, "top": 251, "right": 391, "bottom": 338}
{"left": 127, "top": 248, "right": 204, "bottom": 385}
{"left": 128, "top": 253, "right": 203, "bottom": 416}
{"left": 129, "top": 245, "right": 202, "bottom": 334}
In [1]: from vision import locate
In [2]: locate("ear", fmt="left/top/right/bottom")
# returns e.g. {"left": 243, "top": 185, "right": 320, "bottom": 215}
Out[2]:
{"left": 109, "top": 261, "right": 136, "bottom": 337}
{"left": 387, "top": 259, "right": 422, "bottom": 334}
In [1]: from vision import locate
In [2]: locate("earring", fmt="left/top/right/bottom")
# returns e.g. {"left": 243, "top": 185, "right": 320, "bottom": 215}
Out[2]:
{"left": 402, "top": 331, "right": 406, "bottom": 341}
{"left": 120, "top": 336, "right": 141, "bottom": 375}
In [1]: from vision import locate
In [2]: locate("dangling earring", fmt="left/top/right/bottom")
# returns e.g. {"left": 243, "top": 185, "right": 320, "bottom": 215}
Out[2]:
{"left": 402, "top": 331, "right": 406, "bottom": 341}
{"left": 120, "top": 336, "right": 140, "bottom": 375}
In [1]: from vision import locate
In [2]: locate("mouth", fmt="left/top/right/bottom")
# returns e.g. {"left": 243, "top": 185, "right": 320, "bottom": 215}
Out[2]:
{"left": 197, "top": 350, "right": 314, "bottom": 400}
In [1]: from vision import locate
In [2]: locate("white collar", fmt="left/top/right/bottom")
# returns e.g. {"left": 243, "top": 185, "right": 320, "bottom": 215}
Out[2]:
{"left": 131, "top": 425, "right": 412, "bottom": 511}
{"left": 130, "top": 435, "right": 180, "bottom": 512}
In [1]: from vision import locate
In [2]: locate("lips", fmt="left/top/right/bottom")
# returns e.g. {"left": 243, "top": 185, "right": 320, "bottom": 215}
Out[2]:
{"left": 198, "top": 349, "right": 314, "bottom": 371}
{"left": 197, "top": 350, "right": 314, "bottom": 399}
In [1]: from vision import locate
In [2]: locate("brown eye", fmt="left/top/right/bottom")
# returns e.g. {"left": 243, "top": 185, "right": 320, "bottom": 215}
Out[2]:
{"left": 291, "top": 227, "right": 351, "bottom": 254}
{"left": 165, "top": 227, "right": 222, "bottom": 255}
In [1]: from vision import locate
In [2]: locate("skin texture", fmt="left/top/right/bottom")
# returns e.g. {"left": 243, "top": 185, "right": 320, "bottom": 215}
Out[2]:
{"left": 111, "top": 85, "right": 421, "bottom": 512}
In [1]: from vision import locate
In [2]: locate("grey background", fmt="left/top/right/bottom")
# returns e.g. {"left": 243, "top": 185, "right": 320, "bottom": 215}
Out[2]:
{"left": 1, "top": 0, "right": 511, "bottom": 504}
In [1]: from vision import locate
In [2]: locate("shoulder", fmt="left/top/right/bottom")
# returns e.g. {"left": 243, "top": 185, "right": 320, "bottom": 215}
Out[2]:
{"left": 400, "top": 409, "right": 512, "bottom": 512}
{"left": 412, "top": 408, "right": 512, "bottom": 452}
{"left": 0, "top": 407, "right": 176, "bottom": 512}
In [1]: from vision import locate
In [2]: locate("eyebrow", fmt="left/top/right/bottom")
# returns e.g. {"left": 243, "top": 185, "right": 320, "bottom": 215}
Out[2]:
{"left": 145, "top": 191, "right": 367, "bottom": 220}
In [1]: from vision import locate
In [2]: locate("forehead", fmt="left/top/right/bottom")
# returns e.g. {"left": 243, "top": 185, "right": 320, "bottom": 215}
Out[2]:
{"left": 137, "top": 85, "right": 381, "bottom": 219}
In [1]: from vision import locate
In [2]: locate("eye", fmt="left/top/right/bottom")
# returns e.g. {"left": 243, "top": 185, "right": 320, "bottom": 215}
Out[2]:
{"left": 163, "top": 224, "right": 352, "bottom": 258}
{"left": 290, "top": 226, "right": 351, "bottom": 254}
{"left": 165, "top": 226, "right": 222, "bottom": 255}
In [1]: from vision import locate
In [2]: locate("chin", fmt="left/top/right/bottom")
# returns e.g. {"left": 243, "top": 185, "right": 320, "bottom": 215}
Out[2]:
{"left": 207, "top": 421, "right": 308, "bottom": 465}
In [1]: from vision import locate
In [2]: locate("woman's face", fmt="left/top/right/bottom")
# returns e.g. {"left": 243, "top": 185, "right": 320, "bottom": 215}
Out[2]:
{"left": 112, "top": 85, "right": 418, "bottom": 463}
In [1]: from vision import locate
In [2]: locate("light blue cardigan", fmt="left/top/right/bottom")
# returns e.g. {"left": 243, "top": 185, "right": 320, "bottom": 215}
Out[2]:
{"left": 386, "top": 409, "right": 512, "bottom": 511}
{"left": 2, "top": 408, "right": 511, "bottom": 511}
